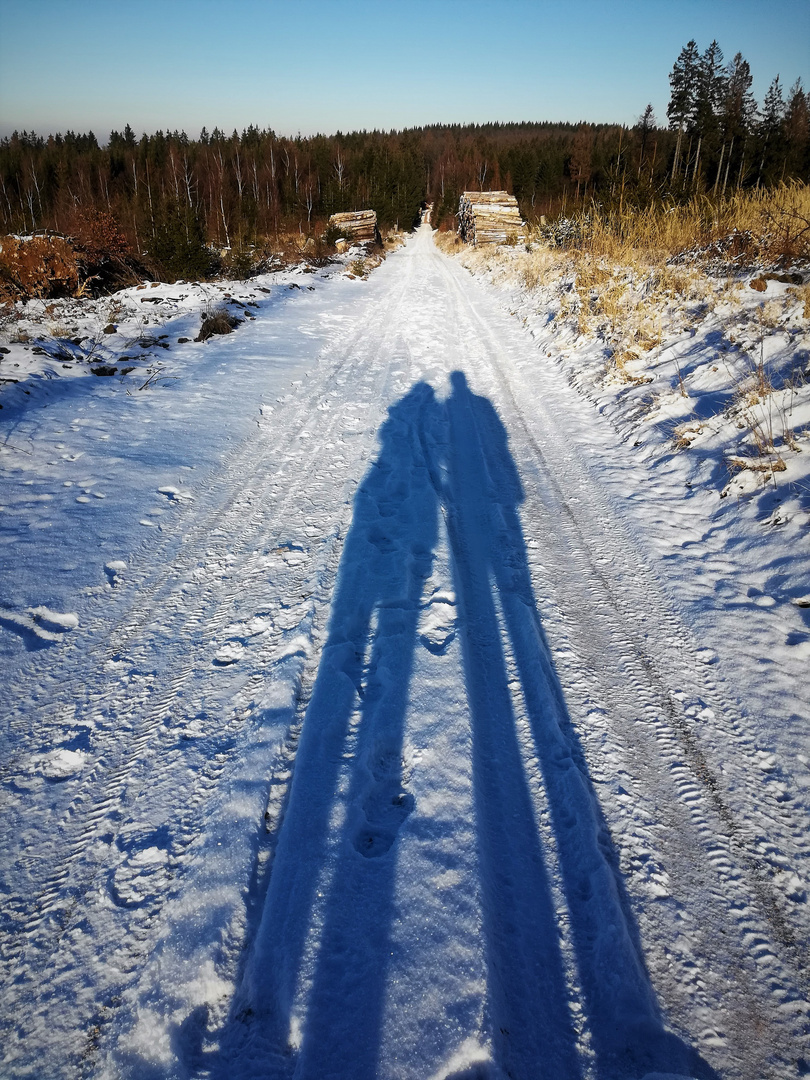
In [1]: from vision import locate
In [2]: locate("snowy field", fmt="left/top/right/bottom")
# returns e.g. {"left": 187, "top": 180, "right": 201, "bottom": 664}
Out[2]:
{"left": 0, "top": 226, "right": 808, "bottom": 1080}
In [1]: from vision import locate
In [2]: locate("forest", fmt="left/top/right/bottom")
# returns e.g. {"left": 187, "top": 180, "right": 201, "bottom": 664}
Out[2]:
{"left": 0, "top": 38, "right": 808, "bottom": 286}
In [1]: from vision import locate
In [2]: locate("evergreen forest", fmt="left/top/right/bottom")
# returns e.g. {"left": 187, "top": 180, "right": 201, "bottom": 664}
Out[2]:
{"left": 1, "top": 39, "right": 808, "bottom": 282}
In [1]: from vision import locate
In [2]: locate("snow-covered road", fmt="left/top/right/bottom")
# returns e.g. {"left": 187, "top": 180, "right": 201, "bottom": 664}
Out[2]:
{"left": 1, "top": 226, "right": 808, "bottom": 1080}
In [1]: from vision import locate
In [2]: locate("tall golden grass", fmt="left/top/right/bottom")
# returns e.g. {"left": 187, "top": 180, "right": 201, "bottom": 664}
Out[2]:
{"left": 534, "top": 182, "right": 810, "bottom": 266}
{"left": 437, "top": 185, "right": 809, "bottom": 484}
{"left": 486, "top": 183, "right": 810, "bottom": 385}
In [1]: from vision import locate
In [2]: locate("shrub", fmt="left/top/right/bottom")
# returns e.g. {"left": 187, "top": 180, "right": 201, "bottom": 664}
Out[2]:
{"left": 322, "top": 223, "right": 343, "bottom": 248}
{"left": 0, "top": 235, "right": 80, "bottom": 300}
{"left": 221, "top": 247, "right": 255, "bottom": 280}
{"left": 196, "top": 305, "right": 240, "bottom": 341}
{"left": 347, "top": 257, "right": 368, "bottom": 278}
{"left": 151, "top": 204, "right": 215, "bottom": 282}
{"left": 66, "top": 207, "right": 129, "bottom": 258}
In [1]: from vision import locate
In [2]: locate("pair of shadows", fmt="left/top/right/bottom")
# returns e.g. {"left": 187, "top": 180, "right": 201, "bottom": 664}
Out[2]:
{"left": 207, "top": 374, "right": 716, "bottom": 1080}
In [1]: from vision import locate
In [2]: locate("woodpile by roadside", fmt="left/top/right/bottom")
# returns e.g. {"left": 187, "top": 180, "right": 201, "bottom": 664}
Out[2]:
{"left": 458, "top": 192, "right": 525, "bottom": 246}
{"left": 328, "top": 209, "right": 379, "bottom": 244}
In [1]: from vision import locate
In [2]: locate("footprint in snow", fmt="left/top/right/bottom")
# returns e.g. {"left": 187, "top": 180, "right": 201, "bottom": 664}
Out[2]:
{"left": 367, "top": 526, "right": 398, "bottom": 555}
{"left": 418, "top": 590, "right": 457, "bottom": 655}
{"left": 109, "top": 824, "right": 172, "bottom": 908}
{"left": 785, "top": 631, "right": 810, "bottom": 659}
{"left": 213, "top": 641, "right": 245, "bottom": 666}
{"left": 157, "top": 485, "right": 193, "bottom": 503}
{"left": 0, "top": 605, "right": 78, "bottom": 648}
{"left": 212, "top": 613, "right": 275, "bottom": 665}
{"left": 104, "top": 560, "right": 127, "bottom": 587}
{"left": 352, "top": 749, "right": 415, "bottom": 858}
{"left": 32, "top": 748, "right": 87, "bottom": 781}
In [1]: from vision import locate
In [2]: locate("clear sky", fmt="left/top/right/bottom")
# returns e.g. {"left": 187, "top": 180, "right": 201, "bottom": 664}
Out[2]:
{"left": 1, "top": 0, "right": 808, "bottom": 141}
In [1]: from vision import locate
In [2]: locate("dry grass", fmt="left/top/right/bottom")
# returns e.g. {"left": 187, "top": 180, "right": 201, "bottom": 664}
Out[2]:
{"left": 672, "top": 423, "right": 705, "bottom": 450}
{"left": 436, "top": 188, "right": 810, "bottom": 490}
{"left": 789, "top": 284, "right": 810, "bottom": 320}
{"left": 383, "top": 229, "right": 407, "bottom": 252}
{"left": 758, "top": 298, "right": 788, "bottom": 330}
{"left": 513, "top": 188, "right": 809, "bottom": 381}
{"left": 434, "top": 231, "right": 463, "bottom": 255}
{"left": 516, "top": 246, "right": 719, "bottom": 361}
{"left": 538, "top": 182, "right": 810, "bottom": 267}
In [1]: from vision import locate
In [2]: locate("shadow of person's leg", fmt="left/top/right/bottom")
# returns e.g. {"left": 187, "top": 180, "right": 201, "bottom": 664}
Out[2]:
{"left": 445, "top": 377, "right": 582, "bottom": 1080}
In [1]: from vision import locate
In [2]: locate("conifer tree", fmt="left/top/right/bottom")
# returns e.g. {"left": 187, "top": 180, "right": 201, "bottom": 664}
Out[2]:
{"left": 718, "top": 53, "right": 756, "bottom": 192}
{"left": 636, "top": 104, "right": 656, "bottom": 172}
{"left": 783, "top": 80, "right": 809, "bottom": 179}
{"left": 723, "top": 54, "right": 757, "bottom": 140}
{"left": 762, "top": 76, "right": 786, "bottom": 128}
{"left": 695, "top": 40, "right": 726, "bottom": 140}
{"left": 667, "top": 40, "right": 700, "bottom": 178}
{"left": 758, "top": 76, "right": 787, "bottom": 184}
{"left": 687, "top": 42, "right": 726, "bottom": 186}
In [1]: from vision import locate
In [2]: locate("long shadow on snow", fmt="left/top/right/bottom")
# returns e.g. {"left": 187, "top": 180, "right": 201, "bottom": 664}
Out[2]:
{"left": 214, "top": 374, "right": 717, "bottom": 1080}
{"left": 437, "top": 372, "right": 716, "bottom": 1080}
{"left": 215, "top": 382, "right": 440, "bottom": 1079}
{"left": 428, "top": 373, "right": 582, "bottom": 1080}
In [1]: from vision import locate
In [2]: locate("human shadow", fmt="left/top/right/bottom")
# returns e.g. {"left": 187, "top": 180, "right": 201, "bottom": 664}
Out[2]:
{"left": 216, "top": 374, "right": 717, "bottom": 1080}
{"left": 429, "top": 372, "right": 583, "bottom": 1080}
{"left": 217, "top": 382, "right": 440, "bottom": 1078}
{"left": 441, "top": 371, "right": 717, "bottom": 1080}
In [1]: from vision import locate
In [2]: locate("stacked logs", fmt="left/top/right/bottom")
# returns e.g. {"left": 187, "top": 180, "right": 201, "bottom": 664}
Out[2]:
{"left": 328, "top": 209, "right": 378, "bottom": 244}
{"left": 457, "top": 192, "right": 524, "bottom": 246}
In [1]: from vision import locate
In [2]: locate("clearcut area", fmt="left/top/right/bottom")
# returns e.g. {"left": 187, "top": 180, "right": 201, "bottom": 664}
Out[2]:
{"left": 0, "top": 227, "right": 808, "bottom": 1080}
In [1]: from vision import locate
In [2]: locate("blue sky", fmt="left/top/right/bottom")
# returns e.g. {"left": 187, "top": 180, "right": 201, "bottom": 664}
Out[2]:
{"left": 1, "top": 0, "right": 808, "bottom": 141}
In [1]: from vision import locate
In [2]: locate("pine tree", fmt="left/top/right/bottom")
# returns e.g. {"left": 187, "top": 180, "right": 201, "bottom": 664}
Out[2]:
{"left": 762, "top": 76, "right": 786, "bottom": 129}
{"left": 636, "top": 104, "right": 656, "bottom": 171}
{"left": 783, "top": 80, "right": 809, "bottom": 179}
{"left": 667, "top": 40, "right": 700, "bottom": 178}
{"left": 151, "top": 199, "right": 212, "bottom": 280}
{"left": 695, "top": 41, "right": 726, "bottom": 139}
{"left": 757, "top": 76, "right": 786, "bottom": 185}
{"left": 723, "top": 54, "right": 757, "bottom": 140}
{"left": 687, "top": 41, "right": 726, "bottom": 187}
{"left": 719, "top": 53, "right": 756, "bottom": 192}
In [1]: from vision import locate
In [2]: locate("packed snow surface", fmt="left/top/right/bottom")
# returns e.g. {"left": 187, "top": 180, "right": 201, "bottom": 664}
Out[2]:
{"left": 0, "top": 227, "right": 808, "bottom": 1080}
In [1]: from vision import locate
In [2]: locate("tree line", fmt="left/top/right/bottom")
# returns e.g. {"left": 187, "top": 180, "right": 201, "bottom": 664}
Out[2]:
{"left": 666, "top": 40, "right": 808, "bottom": 196}
{"left": 0, "top": 38, "right": 806, "bottom": 278}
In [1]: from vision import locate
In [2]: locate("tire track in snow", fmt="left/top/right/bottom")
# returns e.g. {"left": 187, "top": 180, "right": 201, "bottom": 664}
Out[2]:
{"left": 3, "top": 230, "right": 808, "bottom": 1079}
{"left": 430, "top": 241, "right": 810, "bottom": 1077}
{"left": 0, "top": 257, "right": 421, "bottom": 1075}
{"left": 223, "top": 232, "right": 807, "bottom": 1079}
{"left": 217, "top": 235, "right": 705, "bottom": 1079}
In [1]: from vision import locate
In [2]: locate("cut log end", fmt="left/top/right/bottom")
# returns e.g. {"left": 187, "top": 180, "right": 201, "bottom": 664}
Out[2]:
{"left": 457, "top": 192, "right": 525, "bottom": 246}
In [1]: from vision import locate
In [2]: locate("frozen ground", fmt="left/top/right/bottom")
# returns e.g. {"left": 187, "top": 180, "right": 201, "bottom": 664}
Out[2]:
{"left": 0, "top": 226, "right": 808, "bottom": 1080}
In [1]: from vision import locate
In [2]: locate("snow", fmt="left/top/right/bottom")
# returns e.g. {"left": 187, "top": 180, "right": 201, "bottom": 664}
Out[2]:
{"left": 0, "top": 604, "right": 79, "bottom": 643}
{"left": 448, "top": 241, "right": 810, "bottom": 794}
{"left": 0, "top": 227, "right": 808, "bottom": 1080}
{"left": 35, "top": 747, "right": 87, "bottom": 779}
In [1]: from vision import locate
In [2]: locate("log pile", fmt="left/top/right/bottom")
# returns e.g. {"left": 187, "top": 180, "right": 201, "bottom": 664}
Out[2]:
{"left": 328, "top": 209, "right": 378, "bottom": 244}
{"left": 458, "top": 191, "right": 524, "bottom": 246}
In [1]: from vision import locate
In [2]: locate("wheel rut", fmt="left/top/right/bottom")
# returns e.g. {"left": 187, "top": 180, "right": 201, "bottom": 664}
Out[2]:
{"left": 0, "top": 259, "right": 418, "bottom": 1070}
